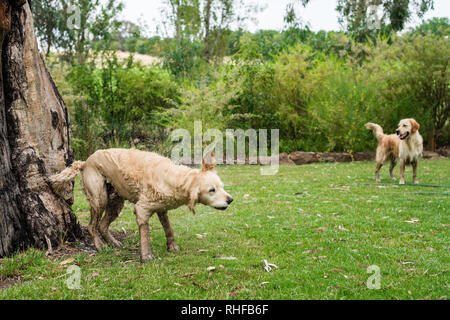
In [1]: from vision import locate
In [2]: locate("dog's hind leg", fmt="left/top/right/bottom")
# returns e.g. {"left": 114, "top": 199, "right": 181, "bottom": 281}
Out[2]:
{"left": 374, "top": 148, "right": 385, "bottom": 182}
{"left": 134, "top": 202, "right": 155, "bottom": 262}
{"left": 157, "top": 211, "right": 180, "bottom": 252}
{"left": 375, "top": 162, "right": 383, "bottom": 182}
{"left": 389, "top": 160, "right": 397, "bottom": 180}
{"left": 99, "top": 186, "right": 125, "bottom": 248}
{"left": 83, "top": 167, "right": 108, "bottom": 251}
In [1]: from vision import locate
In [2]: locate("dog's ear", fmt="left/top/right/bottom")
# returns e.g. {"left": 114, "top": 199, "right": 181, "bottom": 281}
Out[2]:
{"left": 188, "top": 187, "right": 199, "bottom": 214}
{"left": 410, "top": 119, "right": 420, "bottom": 133}
{"left": 202, "top": 151, "right": 216, "bottom": 171}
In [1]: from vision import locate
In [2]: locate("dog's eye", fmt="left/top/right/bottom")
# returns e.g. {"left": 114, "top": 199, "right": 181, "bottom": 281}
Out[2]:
{"left": 403, "top": 124, "right": 407, "bottom": 127}
{"left": 209, "top": 187, "right": 216, "bottom": 193}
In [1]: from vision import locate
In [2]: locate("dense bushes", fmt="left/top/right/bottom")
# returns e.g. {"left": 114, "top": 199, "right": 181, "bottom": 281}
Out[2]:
{"left": 163, "top": 30, "right": 448, "bottom": 154}
{"left": 57, "top": 53, "right": 180, "bottom": 159}
{"left": 365, "top": 33, "right": 450, "bottom": 150}
{"left": 52, "top": 20, "right": 449, "bottom": 159}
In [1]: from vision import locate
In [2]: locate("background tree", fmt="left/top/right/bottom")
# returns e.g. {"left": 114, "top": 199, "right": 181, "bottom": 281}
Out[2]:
{"left": 293, "top": 0, "right": 435, "bottom": 41}
{"left": 113, "top": 20, "right": 141, "bottom": 52}
{"left": 30, "top": 0, "right": 61, "bottom": 56}
{"left": 202, "top": 0, "right": 239, "bottom": 61}
{"left": 0, "top": 0, "right": 80, "bottom": 257}
{"left": 160, "top": 0, "right": 201, "bottom": 48}
{"left": 160, "top": 0, "right": 260, "bottom": 75}
{"left": 31, "top": 0, "right": 123, "bottom": 63}
{"left": 411, "top": 16, "right": 449, "bottom": 36}
{"left": 159, "top": 0, "right": 203, "bottom": 76}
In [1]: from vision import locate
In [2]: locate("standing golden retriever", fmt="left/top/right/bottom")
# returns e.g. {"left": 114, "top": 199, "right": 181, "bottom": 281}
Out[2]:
{"left": 365, "top": 119, "right": 423, "bottom": 184}
{"left": 50, "top": 149, "right": 233, "bottom": 262}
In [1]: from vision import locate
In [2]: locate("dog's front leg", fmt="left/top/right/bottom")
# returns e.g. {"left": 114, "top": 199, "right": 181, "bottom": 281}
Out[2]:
{"left": 412, "top": 160, "right": 419, "bottom": 184}
{"left": 157, "top": 211, "right": 180, "bottom": 252}
{"left": 134, "top": 204, "right": 155, "bottom": 262}
{"left": 399, "top": 159, "right": 405, "bottom": 185}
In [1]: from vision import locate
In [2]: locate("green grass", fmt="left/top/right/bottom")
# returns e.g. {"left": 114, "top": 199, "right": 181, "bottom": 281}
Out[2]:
{"left": 1, "top": 160, "right": 449, "bottom": 299}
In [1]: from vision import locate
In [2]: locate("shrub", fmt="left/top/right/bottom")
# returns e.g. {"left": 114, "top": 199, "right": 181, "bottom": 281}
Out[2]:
{"left": 364, "top": 34, "right": 450, "bottom": 149}
{"left": 66, "top": 52, "right": 180, "bottom": 159}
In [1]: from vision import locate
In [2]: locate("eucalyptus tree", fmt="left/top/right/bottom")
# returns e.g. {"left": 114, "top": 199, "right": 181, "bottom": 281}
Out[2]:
{"left": 289, "top": 0, "right": 435, "bottom": 41}
{"left": 0, "top": 0, "right": 80, "bottom": 257}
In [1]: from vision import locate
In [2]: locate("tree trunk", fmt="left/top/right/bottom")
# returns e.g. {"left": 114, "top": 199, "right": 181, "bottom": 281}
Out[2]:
{"left": 427, "top": 124, "right": 436, "bottom": 151}
{"left": 0, "top": 0, "right": 81, "bottom": 257}
{"left": 203, "top": 0, "right": 212, "bottom": 61}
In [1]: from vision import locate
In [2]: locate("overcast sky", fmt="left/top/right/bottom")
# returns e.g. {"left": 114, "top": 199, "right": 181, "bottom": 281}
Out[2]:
{"left": 120, "top": 0, "right": 450, "bottom": 36}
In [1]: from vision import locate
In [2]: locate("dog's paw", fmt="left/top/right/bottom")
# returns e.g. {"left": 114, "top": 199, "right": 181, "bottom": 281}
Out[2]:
{"left": 413, "top": 180, "right": 419, "bottom": 185}
{"left": 167, "top": 242, "right": 180, "bottom": 252}
{"left": 399, "top": 180, "right": 405, "bottom": 185}
{"left": 140, "top": 254, "right": 155, "bottom": 263}
{"left": 391, "top": 177, "right": 396, "bottom": 181}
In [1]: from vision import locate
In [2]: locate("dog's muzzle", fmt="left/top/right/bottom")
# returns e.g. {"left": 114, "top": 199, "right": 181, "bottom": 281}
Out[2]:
{"left": 214, "top": 197, "right": 233, "bottom": 211}
{"left": 215, "top": 206, "right": 228, "bottom": 211}
{"left": 398, "top": 131, "right": 409, "bottom": 140}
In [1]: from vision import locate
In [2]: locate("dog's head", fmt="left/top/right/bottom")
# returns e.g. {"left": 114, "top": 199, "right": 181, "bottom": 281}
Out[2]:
{"left": 188, "top": 152, "right": 233, "bottom": 213}
{"left": 396, "top": 118, "right": 420, "bottom": 140}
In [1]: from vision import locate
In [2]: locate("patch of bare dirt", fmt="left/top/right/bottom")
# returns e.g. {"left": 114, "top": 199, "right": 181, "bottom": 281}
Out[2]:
{"left": 0, "top": 275, "right": 23, "bottom": 291}
{"left": 45, "top": 226, "right": 134, "bottom": 259}
{"left": 423, "top": 151, "right": 446, "bottom": 160}
{"left": 115, "top": 51, "right": 162, "bottom": 66}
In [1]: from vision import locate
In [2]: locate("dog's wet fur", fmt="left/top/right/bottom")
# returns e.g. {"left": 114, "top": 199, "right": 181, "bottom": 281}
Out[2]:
{"left": 50, "top": 149, "right": 232, "bottom": 262}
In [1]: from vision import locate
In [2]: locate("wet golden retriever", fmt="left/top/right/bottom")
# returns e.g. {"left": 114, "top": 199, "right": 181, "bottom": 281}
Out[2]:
{"left": 50, "top": 149, "right": 233, "bottom": 262}
{"left": 365, "top": 119, "right": 423, "bottom": 185}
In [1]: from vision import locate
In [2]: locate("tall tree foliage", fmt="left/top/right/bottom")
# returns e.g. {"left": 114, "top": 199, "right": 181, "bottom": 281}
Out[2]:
{"left": 202, "top": 0, "right": 242, "bottom": 60}
{"left": 293, "top": 0, "right": 434, "bottom": 41}
{"left": 31, "top": 0, "right": 123, "bottom": 61}
{"left": 412, "top": 16, "right": 450, "bottom": 37}
{"left": 161, "top": 0, "right": 258, "bottom": 65}
{"left": 30, "top": 0, "right": 61, "bottom": 55}
{"left": 160, "top": 0, "right": 202, "bottom": 47}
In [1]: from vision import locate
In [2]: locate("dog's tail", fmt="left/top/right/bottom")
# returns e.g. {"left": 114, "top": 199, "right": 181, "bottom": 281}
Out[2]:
{"left": 365, "top": 122, "right": 384, "bottom": 142}
{"left": 49, "top": 161, "right": 85, "bottom": 199}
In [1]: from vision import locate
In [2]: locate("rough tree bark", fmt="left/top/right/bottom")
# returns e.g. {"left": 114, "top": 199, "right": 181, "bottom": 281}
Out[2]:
{"left": 203, "top": 0, "right": 212, "bottom": 61}
{"left": 0, "top": 0, "right": 81, "bottom": 257}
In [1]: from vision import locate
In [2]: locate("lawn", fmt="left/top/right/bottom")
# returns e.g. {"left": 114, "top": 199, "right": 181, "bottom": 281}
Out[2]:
{"left": 0, "top": 159, "right": 449, "bottom": 300}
